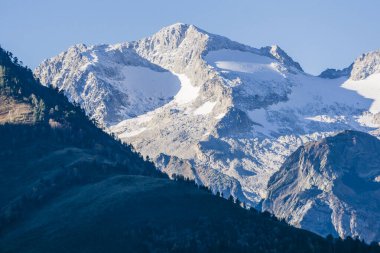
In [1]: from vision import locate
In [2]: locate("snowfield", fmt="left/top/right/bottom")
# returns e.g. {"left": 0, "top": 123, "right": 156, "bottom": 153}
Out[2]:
{"left": 205, "top": 49, "right": 286, "bottom": 85}
{"left": 194, "top": 101, "right": 217, "bottom": 115}
{"left": 173, "top": 73, "right": 200, "bottom": 105}
{"left": 117, "top": 66, "right": 180, "bottom": 101}
{"left": 342, "top": 73, "right": 380, "bottom": 113}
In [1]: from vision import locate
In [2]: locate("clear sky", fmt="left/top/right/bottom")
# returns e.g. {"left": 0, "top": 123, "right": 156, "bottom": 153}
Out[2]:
{"left": 1, "top": 0, "right": 379, "bottom": 74}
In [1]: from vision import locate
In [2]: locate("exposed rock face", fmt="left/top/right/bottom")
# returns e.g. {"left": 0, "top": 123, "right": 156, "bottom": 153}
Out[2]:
{"left": 35, "top": 23, "right": 380, "bottom": 240}
{"left": 263, "top": 131, "right": 380, "bottom": 243}
{"left": 319, "top": 51, "right": 380, "bottom": 80}
{"left": 0, "top": 96, "right": 34, "bottom": 124}
{"left": 351, "top": 51, "right": 380, "bottom": 80}
{"left": 319, "top": 64, "right": 353, "bottom": 79}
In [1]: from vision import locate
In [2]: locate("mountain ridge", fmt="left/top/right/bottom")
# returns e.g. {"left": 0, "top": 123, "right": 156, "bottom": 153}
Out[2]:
{"left": 3, "top": 46, "right": 378, "bottom": 252}
{"left": 34, "top": 23, "right": 380, "bottom": 241}
{"left": 263, "top": 130, "right": 380, "bottom": 242}
{"left": 319, "top": 50, "right": 380, "bottom": 80}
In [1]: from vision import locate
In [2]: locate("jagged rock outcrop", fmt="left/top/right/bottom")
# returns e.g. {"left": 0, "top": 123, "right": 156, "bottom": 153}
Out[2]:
{"left": 351, "top": 51, "right": 380, "bottom": 80}
{"left": 263, "top": 130, "right": 380, "bottom": 242}
{"left": 319, "top": 50, "right": 380, "bottom": 80}
{"left": 319, "top": 64, "right": 353, "bottom": 79}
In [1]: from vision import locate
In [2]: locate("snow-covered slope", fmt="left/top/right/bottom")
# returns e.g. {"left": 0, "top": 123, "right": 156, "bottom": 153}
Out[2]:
{"left": 35, "top": 43, "right": 181, "bottom": 125}
{"left": 34, "top": 23, "right": 380, "bottom": 241}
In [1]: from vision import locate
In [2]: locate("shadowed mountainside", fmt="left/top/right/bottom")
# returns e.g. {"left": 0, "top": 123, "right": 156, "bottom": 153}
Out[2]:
{"left": 264, "top": 130, "right": 380, "bottom": 242}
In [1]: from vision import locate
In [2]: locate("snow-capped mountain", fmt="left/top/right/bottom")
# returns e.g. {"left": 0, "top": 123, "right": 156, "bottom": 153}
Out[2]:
{"left": 34, "top": 23, "right": 380, "bottom": 241}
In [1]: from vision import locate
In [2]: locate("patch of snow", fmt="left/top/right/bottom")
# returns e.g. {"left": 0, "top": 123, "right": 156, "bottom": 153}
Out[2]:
{"left": 306, "top": 115, "right": 346, "bottom": 123}
{"left": 113, "top": 114, "right": 153, "bottom": 129}
{"left": 206, "top": 49, "right": 273, "bottom": 68}
{"left": 342, "top": 73, "right": 380, "bottom": 114}
{"left": 106, "top": 43, "right": 123, "bottom": 52}
{"left": 119, "top": 127, "right": 147, "bottom": 138}
{"left": 172, "top": 73, "right": 200, "bottom": 105}
{"left": 194, "top": 101, "right": 217, "bottom": 115}
{"left": 134, "top": 114, "right": 153, "bottom": 124}
{"left": 205, "top": 49, "right": 284, "bottom": 77}
{"left": 215, "top": 112, "right": 226, "bottom": 119}
{"left": 90, "top": 52, "right": 99, "bottom": 63}
{"left": 116, "top": 66, "right": 181, "bottom": 99}
{"left": 246, "top": 73, "right": 377, "bottom": 137}
{"left": 274, "top": 75, "right": 367, "bottom": 109}
{"left": 248, "top": 108, "right": 277, "bottom": 136}
{"left": 357, "top": 112, "right": 379, "bottom": 128}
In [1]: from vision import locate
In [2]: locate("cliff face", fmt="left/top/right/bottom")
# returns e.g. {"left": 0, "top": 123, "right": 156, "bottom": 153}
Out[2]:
{"left": 264, "top": 130, "right": 380, "bottom": 242}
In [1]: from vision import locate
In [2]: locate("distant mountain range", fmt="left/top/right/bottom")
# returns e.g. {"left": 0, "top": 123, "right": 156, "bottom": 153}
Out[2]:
{"left": 34, "top": 23, "right": 380, "bottom": 242}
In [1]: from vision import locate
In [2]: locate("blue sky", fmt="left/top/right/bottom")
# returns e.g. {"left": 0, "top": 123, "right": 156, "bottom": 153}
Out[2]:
{"left": 1, "top": 0, "right": 379, "bottom": 74}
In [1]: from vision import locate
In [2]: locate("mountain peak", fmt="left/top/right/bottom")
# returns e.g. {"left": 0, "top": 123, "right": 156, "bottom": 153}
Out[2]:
{"left": 140, "top": 24, "right": 304, "bottom": 72}
{"left": 138, "top": 23, "right": 208, "bottom": 53}
{"left": 154, "top": 23, "right": 205, "bottom": 38}
{"left": 160, "top": 22, "right": 191, "bottom": 32}
{"left": 269, "top": 44, "right": 282, "bottom": 53}
{"left": 319, "top": 49, "right": 380, "bottom": 80}
{"left": 260, "top": 45, "right": 303, "bottom": 72}
{"left": 350, "top": 49, "right": 380, "bottom": 80}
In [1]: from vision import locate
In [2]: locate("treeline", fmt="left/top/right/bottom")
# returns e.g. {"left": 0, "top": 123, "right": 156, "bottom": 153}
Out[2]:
{"left": 0, "top": 45, "right": 163, "bottom": 177}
